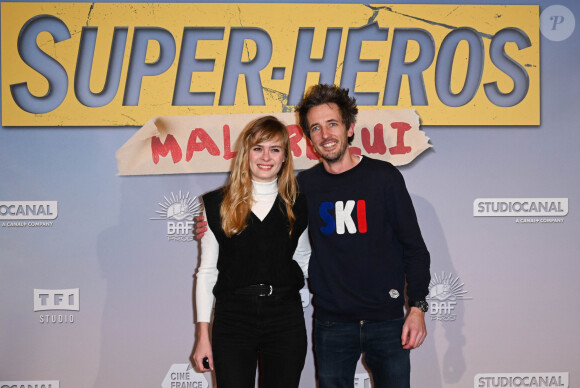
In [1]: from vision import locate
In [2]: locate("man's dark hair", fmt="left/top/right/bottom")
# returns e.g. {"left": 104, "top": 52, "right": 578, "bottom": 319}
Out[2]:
{"left": 296, "top": 84, "right": 358, "bottom": 144}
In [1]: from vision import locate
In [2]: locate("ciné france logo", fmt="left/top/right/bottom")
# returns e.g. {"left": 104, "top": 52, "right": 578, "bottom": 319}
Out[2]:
{"left": 0, "top": 201, "right": 57, "bottom": 228}
{"left": 427, "top": 272, "right": 471, "bottom": 322}
{"left": 161, "top": 364, "right": 209, "bottom": 388}
{"left": 151, "top": 191, "right": 202, "bottom": 242}
{"left": 34, "top": 288, "right": 79, "bottom": 324}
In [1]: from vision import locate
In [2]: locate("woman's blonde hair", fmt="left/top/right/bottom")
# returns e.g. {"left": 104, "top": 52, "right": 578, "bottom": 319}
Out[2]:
{"left": 220, "top": 116, "right": 297, "bottom": 237}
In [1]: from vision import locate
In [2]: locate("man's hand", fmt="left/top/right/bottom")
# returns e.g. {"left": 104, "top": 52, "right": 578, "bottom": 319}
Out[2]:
{"left": 401, "top": 307, "right": 427, "bottom": 349}
{"left": 194, "top": 215, "right": 208, "bottom": 240}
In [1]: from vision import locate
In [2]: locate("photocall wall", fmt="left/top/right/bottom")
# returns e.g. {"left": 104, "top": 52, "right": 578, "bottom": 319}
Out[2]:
{"left": 0, "top": 1, "right": 578, "bottom": 387}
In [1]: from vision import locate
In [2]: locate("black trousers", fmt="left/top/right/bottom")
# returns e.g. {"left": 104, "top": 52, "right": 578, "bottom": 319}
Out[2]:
{"left": 212, "top": 291, "right": 307, "bottom": 388}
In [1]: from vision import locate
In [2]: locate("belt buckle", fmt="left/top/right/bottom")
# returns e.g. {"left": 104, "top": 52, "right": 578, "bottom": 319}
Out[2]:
{"left": 258, "top": 284, "right": 273, "bottom": 297}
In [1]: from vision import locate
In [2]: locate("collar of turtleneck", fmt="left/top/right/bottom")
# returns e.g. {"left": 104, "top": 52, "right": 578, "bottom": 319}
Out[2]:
{"left": 252, "top": 178, "right": 278, "bottom": 196}
{"left": 251, "top": 179, "right": 278, "bottom": 221}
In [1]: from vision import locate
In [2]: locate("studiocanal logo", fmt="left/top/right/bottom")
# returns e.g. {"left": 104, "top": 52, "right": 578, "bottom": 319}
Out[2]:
{"left": 0, "top": 381, "right": 59, "bottom": 388}
{"left": 34, "top": 288, "right": 79, "bottom": 324}
{"left": 0, "top": 201, "right": 57, "bottom": 228}
{"left": 474, "top": 372, "right": 569, "bottom": 388}
{"left": 427, "top": 272, "right": 471, "bottom": 322}
{"left": 151, "top": 192, "right": 202, "bottom": 242}
{"left": 473, "top": 198, "right": 568, "bottom": 224}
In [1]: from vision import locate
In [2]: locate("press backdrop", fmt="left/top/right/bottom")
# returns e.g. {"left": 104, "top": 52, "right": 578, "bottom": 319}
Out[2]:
{"left": 1, "top": 1, "right": 579, "bottom": 388}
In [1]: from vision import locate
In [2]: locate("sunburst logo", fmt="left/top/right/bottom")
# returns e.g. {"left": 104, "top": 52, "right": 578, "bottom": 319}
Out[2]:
{"left": 151, "top": 191, "right": 202, "bottom": 221}
{"left": 427, "top": 271, "right": 471, "bottom": 322}
{"left": 151, "top": 192, "right": 202, "bottom": 242}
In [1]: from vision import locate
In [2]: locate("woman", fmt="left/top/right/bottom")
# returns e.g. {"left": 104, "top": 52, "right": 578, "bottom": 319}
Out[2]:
{"left": 193, "top": 116, "right": 310, "bottom": 387}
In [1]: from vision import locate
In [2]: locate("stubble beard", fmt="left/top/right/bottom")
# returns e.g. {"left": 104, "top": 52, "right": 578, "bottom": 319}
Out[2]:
{"left": 316, "top": 139, "right": 349, "bottom": 165}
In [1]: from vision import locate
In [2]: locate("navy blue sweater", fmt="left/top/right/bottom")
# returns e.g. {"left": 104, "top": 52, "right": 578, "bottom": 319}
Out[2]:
{"left": 298, "top": 156, "right": 430, "bottom": 321}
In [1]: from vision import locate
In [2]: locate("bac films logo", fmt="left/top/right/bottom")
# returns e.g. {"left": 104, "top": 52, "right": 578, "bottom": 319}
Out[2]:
{"left": 0, "top": 201, "right": 57, "bottom": 228}
{"left": 427, "top": 272, "right": 471, "bottom": 322}
{"left": 151, "top": 192, "right": 202, "bottom": 242}
{"left": 34, "top": 288, "right": 79, "bottom": 324}
{"left": 474, "top": 198, "right": 568, "bottom": 224}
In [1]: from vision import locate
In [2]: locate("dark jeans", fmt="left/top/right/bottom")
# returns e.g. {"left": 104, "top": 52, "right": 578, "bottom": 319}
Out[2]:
{"left": 212, "top": 291, "right": 307, "bottom": 388}
{"left": 314, "top": 318, "right": 410, "bottom": 388}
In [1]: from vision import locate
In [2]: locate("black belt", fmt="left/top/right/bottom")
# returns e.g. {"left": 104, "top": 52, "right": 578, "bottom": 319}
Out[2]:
{"left": 233, "top": 284, "right": 293, "bottom": 297}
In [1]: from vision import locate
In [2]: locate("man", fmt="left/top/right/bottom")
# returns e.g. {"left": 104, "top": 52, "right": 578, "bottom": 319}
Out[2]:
{"left": 295, "top": 84, "right": 430, "bottom": 388}
{"left": 196, "top": 84, "right": 430, "bottom": 387}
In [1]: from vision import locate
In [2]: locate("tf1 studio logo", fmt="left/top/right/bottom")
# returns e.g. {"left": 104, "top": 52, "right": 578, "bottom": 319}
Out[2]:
{"left": 34, "top": 288, "right": 79, "bottom": 324}
{"left": 151, "top": 191, "right": 202, "bottom": 242}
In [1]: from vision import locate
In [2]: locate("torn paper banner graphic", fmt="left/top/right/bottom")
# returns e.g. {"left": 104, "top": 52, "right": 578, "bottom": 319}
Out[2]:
{"left": 116, "top": 110, "right": 431, "bottom": 176}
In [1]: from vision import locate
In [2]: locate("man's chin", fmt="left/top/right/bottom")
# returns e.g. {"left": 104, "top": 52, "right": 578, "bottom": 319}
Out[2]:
{"left": 314, "top": 145, "right": 347, "bottom": 164}
{"left": 320, "top": 153, "right": 342, "bottom": 164}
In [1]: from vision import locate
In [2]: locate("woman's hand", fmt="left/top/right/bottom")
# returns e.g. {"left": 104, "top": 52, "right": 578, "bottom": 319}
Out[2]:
{"left": 192, "top": 322, "right": 214, "bottom": 371}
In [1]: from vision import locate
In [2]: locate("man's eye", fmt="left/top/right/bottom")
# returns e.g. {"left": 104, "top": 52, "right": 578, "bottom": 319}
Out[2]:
{"left": 311, "top": 126, "right": 320, "bottom": 132}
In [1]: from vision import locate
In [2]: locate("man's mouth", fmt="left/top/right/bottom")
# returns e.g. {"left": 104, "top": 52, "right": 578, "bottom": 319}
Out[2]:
{"left": 321, "top": 140, "right": 338, "bottom": 149}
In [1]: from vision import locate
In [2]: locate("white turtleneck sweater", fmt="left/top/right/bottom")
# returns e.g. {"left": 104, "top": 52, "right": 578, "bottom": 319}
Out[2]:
{"left": 195, "top": 179, "right": 311, "bottom": 323}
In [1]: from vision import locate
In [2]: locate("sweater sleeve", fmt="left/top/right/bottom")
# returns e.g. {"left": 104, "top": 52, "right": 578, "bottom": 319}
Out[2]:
{"left": 292, "top": 226, "right": 311, "bottom": 278}
{"left": 195, "top": 209, "right": 219, "bottom": 323}
{"left": 389, "top": 168, "right": 431, "bottom": 302}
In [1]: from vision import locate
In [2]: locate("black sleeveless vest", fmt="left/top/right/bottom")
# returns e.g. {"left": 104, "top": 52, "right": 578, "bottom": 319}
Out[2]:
{"left": 202, "top": 188, "right": 308, "bottom": 296}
